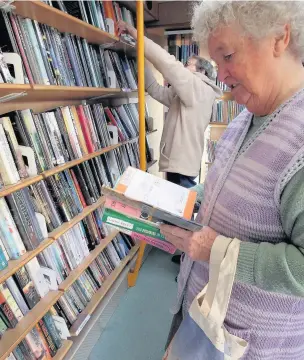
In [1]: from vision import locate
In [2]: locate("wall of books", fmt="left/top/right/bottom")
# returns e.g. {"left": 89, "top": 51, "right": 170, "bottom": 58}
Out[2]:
{"left": 166, "top": 31, "right": 199, "bottom": 65}
{"left": 0, "top": 0, "right": 157, "bottom": 359}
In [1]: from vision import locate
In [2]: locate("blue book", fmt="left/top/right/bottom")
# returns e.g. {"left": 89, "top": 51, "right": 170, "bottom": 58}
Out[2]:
{"left": 0, "top": 245, "right": 8, "bottom": 270}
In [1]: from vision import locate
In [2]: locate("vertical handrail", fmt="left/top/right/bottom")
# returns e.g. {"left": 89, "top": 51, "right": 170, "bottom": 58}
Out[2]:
{"left": 128, "top": 0, "right": 146, "bottom": 287}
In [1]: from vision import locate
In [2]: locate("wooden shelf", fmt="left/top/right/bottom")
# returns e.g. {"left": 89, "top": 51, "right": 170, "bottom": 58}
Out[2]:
{"left": 42, "top": 144, "right": 120, "bottom": 179}
{"left": 84, "top": 245, "right": 139, "bottom": 316}
{"left": 0, "top": 290, "right": 62, "bottom": 360}
{"left": 0, "top": 85, "right": 137, "bottom": 115}
{"left": 48, "top": 196, "right": 105, "bottom": 241}
{"left": 0, "top": 174, "right": 43, "bottom": 198}
{"left": 13, "top": 1, "right": 135, "bottom": 55}
{"left": 13, "top": 1, "right": 118, "bottom": 46}
{"left": 58, "top": 230, "right": 119, "bottom": 291}
{"left": 0, "top": 139, "right": 139, "bottom": 198}
{"left": 53, "top": 340, "right": 73, "bottom": 360}
{"left": 209, "top": 122, "right": 228, "bottom": 127}
{"left": 0, "top": 196, "right": 106, "bottom": 284}
{"left": 0, "top": 237, "right": 53, "bottom": 284}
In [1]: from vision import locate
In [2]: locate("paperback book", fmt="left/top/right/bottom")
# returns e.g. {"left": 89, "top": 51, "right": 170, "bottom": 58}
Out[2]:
{"left": 101, "top": 167, "right": 202, "bottom": 253}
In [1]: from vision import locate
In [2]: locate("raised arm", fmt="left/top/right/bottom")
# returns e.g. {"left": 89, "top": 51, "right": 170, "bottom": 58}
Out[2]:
{"left": 117, "top": 21, "right": 209, "bottom": 107}
{"left": 145, "top": 60, "right": 175, "bottom": 108}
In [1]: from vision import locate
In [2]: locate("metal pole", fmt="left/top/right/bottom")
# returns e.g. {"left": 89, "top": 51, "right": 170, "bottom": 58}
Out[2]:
{"left": 128, "top": 0, "right": 146, "bottom": 287}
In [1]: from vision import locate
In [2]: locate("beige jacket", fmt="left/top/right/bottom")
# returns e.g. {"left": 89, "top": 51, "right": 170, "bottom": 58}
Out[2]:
{"left": 144, "top": 37, "right": 222, "bottom": 177}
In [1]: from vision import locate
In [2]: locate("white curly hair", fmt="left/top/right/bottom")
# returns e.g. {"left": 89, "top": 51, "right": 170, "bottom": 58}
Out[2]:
{"left": 191, "top": 1, "right": 304, "bottom": 60}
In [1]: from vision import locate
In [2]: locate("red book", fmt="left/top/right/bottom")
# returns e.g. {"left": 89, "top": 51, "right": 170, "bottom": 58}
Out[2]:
{"left": 70, "top": 169, "right": 87, "bottom": 208}
{"left": 104, "top": 107, "right": 125, "bottom": 142}
{"left": 76, "top": 105, "right": 95, "bottom": 153}
{"left": 9, "top": 14, "right": 34, "bottom": 85}
{"left": 102, "top": 0, "right": 117, "bottom": 36}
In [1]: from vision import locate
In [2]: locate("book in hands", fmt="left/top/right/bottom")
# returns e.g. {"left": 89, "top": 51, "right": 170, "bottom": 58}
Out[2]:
{"left": 101, "top": 167, "right": 203, "bottom": 253}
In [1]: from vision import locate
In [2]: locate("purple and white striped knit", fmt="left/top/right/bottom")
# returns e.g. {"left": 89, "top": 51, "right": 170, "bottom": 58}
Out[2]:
{"left": 172, "top": 88, "right": 304, "bottom": 359}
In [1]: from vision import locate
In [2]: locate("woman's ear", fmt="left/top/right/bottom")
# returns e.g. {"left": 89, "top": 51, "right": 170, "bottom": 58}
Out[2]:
{"left": 274, "top": 24, "right": 290, "bottom": 57}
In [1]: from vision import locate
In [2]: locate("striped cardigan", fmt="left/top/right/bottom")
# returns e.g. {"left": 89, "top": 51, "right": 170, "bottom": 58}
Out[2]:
{"left": 173, "top": 88, "right": 304, "bottom": 359}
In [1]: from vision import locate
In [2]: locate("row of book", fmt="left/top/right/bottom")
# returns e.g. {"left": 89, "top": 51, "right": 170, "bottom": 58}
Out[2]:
{"left": 0, "top": 10, "right": 137, "bottom": 88}
{"left": 216, "top": 78, "right": 230, "bottom": 92}
{"left": 44, "top": 0, "right": 135, "bottom": 38}
{"left": 212, "top": 101, "right": 245, "bottom": 124}
{"left": 206, "top": 139, "right": 217, "bottom": 164}
{"left": 167, "top": 33, "right": 199, "bottom": 65}
{"left": 1, "top": 230, "right": 136, "bottom": 359}
{"left": 0, "top": 100, "right": 151, "bottom": 187}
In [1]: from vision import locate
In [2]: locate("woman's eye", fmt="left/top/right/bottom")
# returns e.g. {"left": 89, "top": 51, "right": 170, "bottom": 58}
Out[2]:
{"left": 224, "top": 54, "right": 233, "bottom": 61}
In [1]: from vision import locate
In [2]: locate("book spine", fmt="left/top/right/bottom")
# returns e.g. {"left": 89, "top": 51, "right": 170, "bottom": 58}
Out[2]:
{"left": 0, "top": 290, "right": 18, "bottom": 328}
{"left": 9, "top": 14, "right": 34, "bottom": 84}
{"left": 38, "top": 318, "right": 58, "bottom": 357}
{"left": 42, "top": 311, "right": 63, "bottom": 350}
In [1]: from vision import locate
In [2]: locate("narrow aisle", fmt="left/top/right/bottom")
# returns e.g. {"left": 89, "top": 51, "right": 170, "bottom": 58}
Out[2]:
{"left": 89, "top": 248, "right": 179, "bottom": 360}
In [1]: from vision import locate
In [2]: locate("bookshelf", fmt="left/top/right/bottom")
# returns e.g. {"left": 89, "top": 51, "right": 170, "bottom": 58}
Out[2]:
{"left": 0, "top": 1, "right": 152, "bottom": 359}
{"left": 53, "top": 340, "right": 73, "bottom": 360}
{"left": 0, "top": 291, "right": 62, "bottom": 359}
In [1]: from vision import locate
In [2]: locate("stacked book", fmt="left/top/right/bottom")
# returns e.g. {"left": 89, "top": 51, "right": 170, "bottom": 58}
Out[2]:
{"left": 206, "top": 139, "right": 217, "bottom": 163}
{"left": 0, "top": 10, "right": 137, "bottom": 88}
{"left": 101, "top": 167, "right": 202, "bottom": 254}
{"left": 45, "top": 0, "right": 136, "bottom": 39}
{"left": 213, "top": 101, "right": 245, "bottom": 123}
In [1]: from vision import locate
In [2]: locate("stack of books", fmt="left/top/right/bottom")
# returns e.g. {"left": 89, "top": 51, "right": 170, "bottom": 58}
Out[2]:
{"left": 101, "top": 167, "right": 202, "bottom": 254}
{"left": 0, "top": 9, "right": 137, "bottom": 88}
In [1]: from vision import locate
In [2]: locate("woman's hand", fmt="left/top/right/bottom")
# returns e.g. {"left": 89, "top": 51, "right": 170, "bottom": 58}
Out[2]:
{"left": 160, "top": 225, "right": 218, "bottom": 262}
{"left": 117, "top": 20, "right": 137, "bottom": 40}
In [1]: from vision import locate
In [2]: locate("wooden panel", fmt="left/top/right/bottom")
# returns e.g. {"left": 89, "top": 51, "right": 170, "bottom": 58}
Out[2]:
{"left": 0, "top": 175, "right": 43, "bottom": 197}
{"left": 13, "top": 1, "right": 118, "bottom": 45}
{"left": 48, "top": 196, "right": 105, "bottom": 241}
{"left": 0, "top": 237, "right": 53, "bottom": 284}
{"left": 0, "top": 291, "right": 62, "bottom": 360}
{"left": 84, "top": 245, "right": 139, "bottom": 315}
{"left": 53, "top": 340, "right": 73, "bottom": 360}
{"left": 59, "top": 231, "right": 119, "bottom": 291}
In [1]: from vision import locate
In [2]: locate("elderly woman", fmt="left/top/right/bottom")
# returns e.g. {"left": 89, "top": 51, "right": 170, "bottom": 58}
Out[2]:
{"left": 161, "top": 1, "right": 304, "bottom": 359}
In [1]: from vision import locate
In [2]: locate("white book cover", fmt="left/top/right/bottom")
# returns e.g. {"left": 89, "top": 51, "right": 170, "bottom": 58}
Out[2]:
{"left": 0, "top": 124, "right": 20, "bottom": 185}
{"left": 0, "top": 198, "right": 26, "bottom": 256}
{"left": 26, "top": 258, "right": 50, "bottom": 298}
{"left": 106, "top": 242, "right": 121, "bottom": 267}
{"left": 61, "top": 107, "right": 83, "bottom": 158}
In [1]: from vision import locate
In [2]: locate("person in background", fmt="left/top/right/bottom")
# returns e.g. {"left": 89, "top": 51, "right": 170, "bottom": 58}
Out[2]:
{"left": 159, "top": 1, "right": 304, "bottom": 358}
{"left": 117, "top": 20, "right": 221, "bottom": 264}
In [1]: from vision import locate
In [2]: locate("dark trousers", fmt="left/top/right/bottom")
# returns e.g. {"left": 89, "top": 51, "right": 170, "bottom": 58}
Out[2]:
{"left": 166, "top": 172, "right": 196, "bottom": 189}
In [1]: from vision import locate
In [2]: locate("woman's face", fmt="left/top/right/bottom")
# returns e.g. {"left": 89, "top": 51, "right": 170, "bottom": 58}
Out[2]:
{"left": 208, "top": 25, "right": 278, "bottom": 115}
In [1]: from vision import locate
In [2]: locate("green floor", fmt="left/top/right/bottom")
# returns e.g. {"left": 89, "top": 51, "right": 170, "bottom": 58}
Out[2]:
{"left": 89, "top": 248, "right": 178, "bottom": 360}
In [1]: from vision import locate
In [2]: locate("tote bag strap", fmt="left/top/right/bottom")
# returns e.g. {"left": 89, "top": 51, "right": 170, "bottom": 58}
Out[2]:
{"left": 200, "top": 236, "right": 233, "bottom": 315}
{"left": 198, "top": 236, "right": 241, "bottom": 326}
